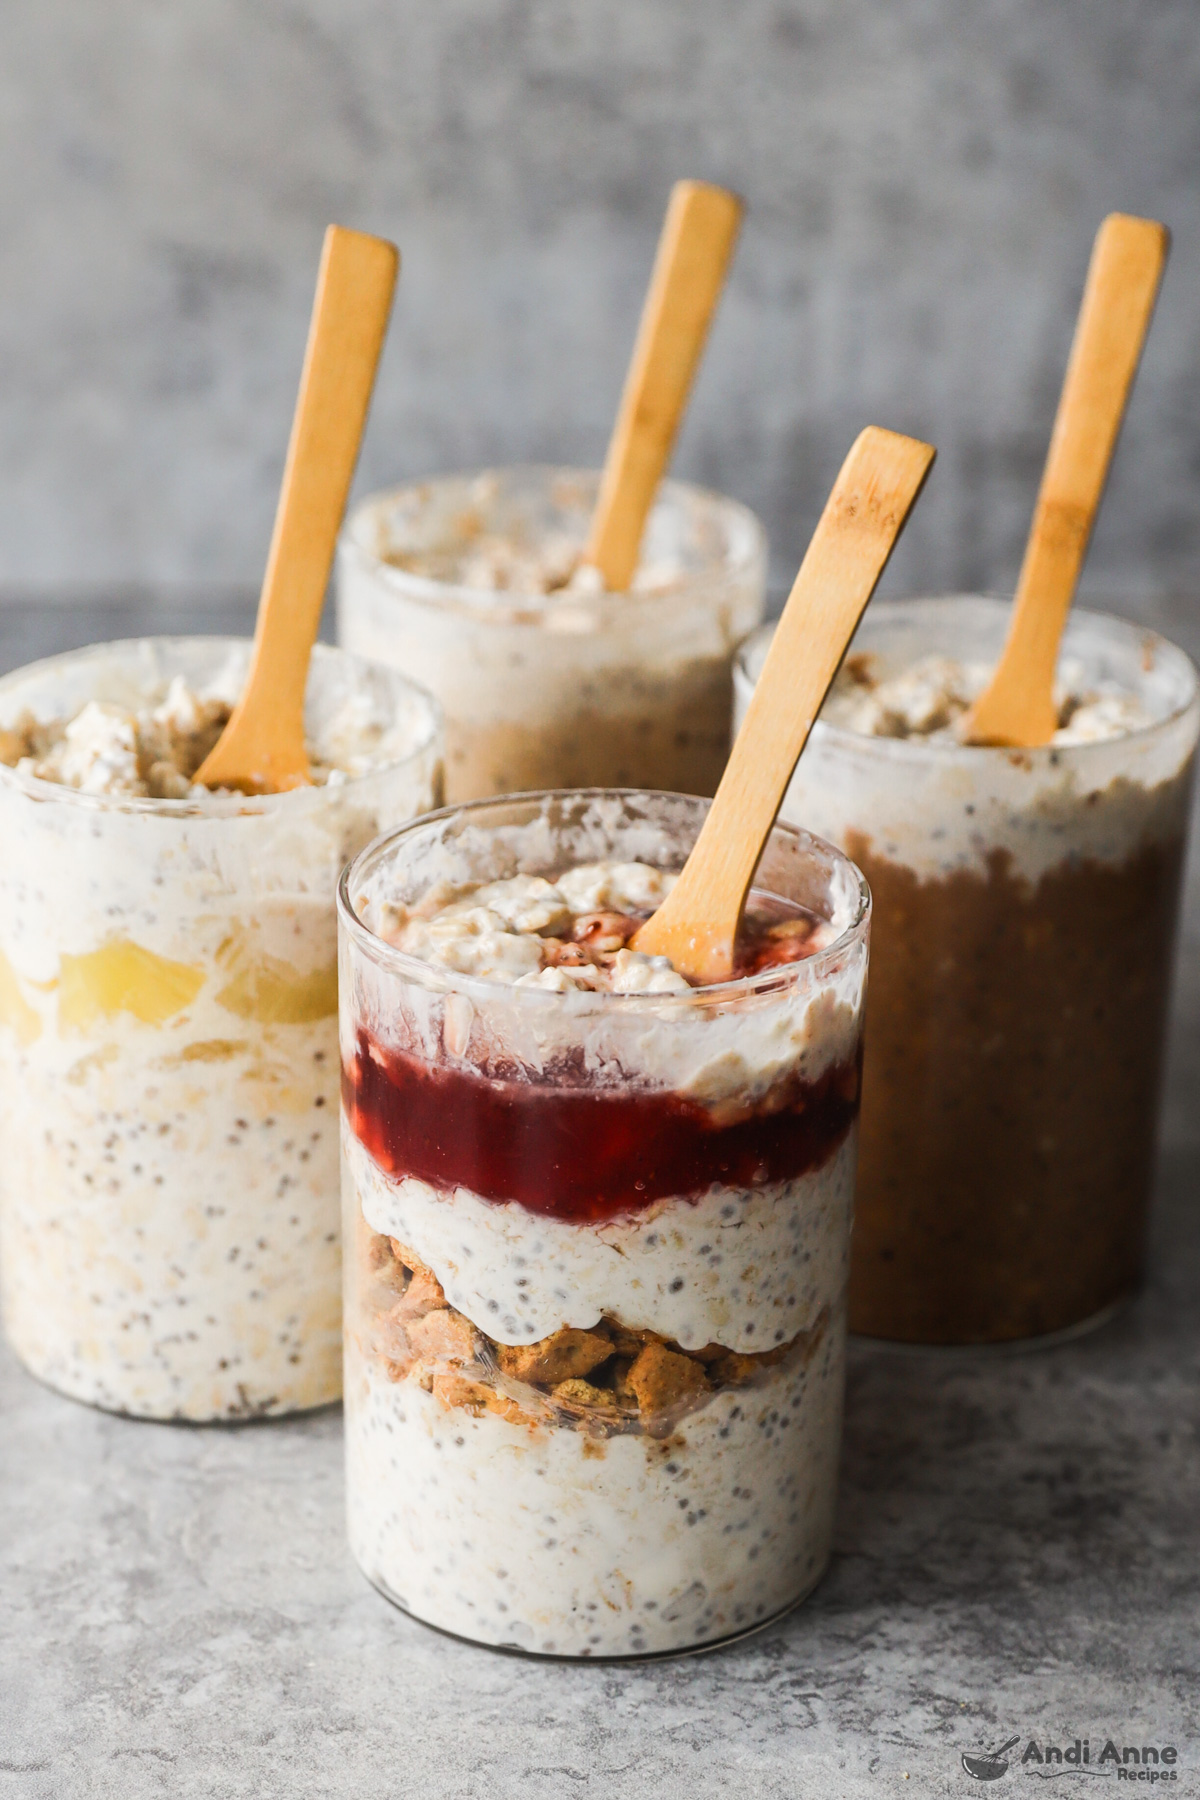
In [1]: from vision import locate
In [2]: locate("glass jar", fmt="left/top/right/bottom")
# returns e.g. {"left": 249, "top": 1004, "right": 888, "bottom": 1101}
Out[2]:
{"left": 338, "top": 788, "right": 869, "bottom": 1657}
{"left": 337, "top": 466, "right": 766, "bottom": 803}
{"left": 735, "top": 597, "right": 1200, "bottom": 1344}
{"left": 0, "top": 637, "right": 443, "bottom": 1419}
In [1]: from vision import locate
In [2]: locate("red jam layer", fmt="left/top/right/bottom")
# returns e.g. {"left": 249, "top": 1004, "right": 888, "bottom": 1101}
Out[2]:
{"left": 344, "top": 1031, "right": 862, "bottom": 1225}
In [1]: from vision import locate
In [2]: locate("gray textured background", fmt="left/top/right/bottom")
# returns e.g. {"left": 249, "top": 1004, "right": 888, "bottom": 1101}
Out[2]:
{"left": 1, "top": 0, "right": 1199, "bottom": 609}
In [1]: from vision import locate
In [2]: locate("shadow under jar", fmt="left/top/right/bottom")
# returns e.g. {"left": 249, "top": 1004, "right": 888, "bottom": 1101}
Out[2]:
{"left": 0, "top": 637, "right": 443, "bottom": 1420}
{"left": 336, "top": 466, "right": 767, "bottom": 803}
{"left": 735, "top": 596, "right": 1200, "bottom": 1345}
{"left": 338, "top": 789, "right": 869, "bottom": 1657}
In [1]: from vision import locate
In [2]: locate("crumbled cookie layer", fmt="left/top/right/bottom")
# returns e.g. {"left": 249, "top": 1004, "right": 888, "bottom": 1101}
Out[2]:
{"left": 362, "top": 1230, "right": 825, "bottom": 1437}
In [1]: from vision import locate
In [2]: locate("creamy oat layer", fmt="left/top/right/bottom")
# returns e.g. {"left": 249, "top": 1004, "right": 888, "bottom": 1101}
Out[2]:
{"left": 824, "top": 651, "right": 1152, "bottom": 745}
{"left": 342, "top": 845, "right": 864, "bottom": 1652}
{"left": 347, "top": 1127, "right": 855, "bottom": 1356}
{"left": 0, "top": 639, "right": 441, "bottom": 1420}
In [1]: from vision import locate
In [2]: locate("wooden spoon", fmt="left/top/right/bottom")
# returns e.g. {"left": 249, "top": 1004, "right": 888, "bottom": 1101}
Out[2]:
{"left": 582, "top": 179, "right": 743, "bottom": 592}
{"left": 632, "top": 426, "right": 936, "bottom": 983}
{"left": 196, "top": 225, "right": 399, "bottom": 793}
{"left": 961, "top": 213, "right": 1169, "bottom": 748}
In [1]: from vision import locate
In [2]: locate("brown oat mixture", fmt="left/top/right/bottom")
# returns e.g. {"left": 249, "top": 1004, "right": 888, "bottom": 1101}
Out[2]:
{"left": 847, "top": 824, "right": 1189, "bottom": 1343}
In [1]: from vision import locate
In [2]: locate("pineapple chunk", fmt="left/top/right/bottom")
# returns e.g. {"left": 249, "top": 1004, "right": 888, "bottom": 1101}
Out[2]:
{"left": 58, "top": 939, "right": 205, "bottom": 1030}
{"left": 215, "top": 956, "right": 337, "bottom": 1025}
{"left": 176, "top": 1038, "right": 246, "bottom": 1063}
{"left": 0, "top": 947, "right": 42, "bottom": 1045}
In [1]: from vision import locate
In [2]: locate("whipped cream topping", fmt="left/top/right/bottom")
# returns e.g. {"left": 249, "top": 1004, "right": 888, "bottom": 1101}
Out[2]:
{"left": 824, "top": 651, "right": 1153, "bottom": 746}
{"left": 0, "top": 659, "right": 421, "bottom": 799}
{"left": 376, "top": 471, "right": 687, "bottom": 602}
{"left": 384, "top": 532, "right": 686, "bottom": 601}
{"left": 358, "top": 862, "right": 842, "bottom": 997}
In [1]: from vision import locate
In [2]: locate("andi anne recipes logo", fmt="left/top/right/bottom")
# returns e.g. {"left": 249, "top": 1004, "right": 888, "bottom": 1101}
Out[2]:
{"left": 961, "top": 1733, "right": 1184, "bottom": 1783}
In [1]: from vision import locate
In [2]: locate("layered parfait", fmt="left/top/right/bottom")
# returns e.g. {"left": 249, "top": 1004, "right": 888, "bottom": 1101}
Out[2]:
{"left": 736, "top": 596, "right": 1200, "bottom": 1343}
{"left": 337, "top": 467, "right": 766, "bottom": 801}
{"left": 339, "top": 789, "right": 869, "bottom": 1657}
{"left": 0, "top": 637, "right": 442, "bottom": 1420}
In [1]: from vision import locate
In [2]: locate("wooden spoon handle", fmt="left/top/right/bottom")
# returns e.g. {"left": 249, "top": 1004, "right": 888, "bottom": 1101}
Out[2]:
{"left": 583, "top": 180, "right": 743, "bottom": 592}
{"left": 197, "top": 225, "right": 399, "bottom": 792}
{"left": 964, "top": 213, "right": 1169, "bottom": 747}
{"left": 633, "top": 426, "right": 935, "bottom": 982}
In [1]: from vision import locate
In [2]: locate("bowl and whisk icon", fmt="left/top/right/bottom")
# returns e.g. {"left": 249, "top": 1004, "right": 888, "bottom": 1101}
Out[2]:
{"left": 962, "top": 1735, "right": 1021, "bottom": 1780}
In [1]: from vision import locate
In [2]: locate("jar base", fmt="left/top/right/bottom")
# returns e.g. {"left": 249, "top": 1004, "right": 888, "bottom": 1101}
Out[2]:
{"left": 356, "top": 1559, "right": 830, "bottom": 1664}
{"left": 850, "top": 1290, "right": 1133, "bottom": 1356}
{"left": 8, "top": 1348, "right": 342, "bottom": 1426}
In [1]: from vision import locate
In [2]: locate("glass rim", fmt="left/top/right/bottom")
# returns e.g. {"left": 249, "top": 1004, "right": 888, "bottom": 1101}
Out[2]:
{"left": 336, "top": 785, "right": 871, "bottom": 1010}
{"left": 339, "top": 464, "right": 768, "bottom": 623}
{"left": 0, "top": 635, "right": 444, "bottom": 818}
{"left": 734, "top": 596, "right": 1200, "bottom": 765}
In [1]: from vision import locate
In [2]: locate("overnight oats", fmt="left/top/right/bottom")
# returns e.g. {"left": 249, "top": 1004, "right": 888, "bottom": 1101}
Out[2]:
{"left": 0, "top": 637, "right": 442, "bottom": 1419}
{"left": 735, "top": 596, "right": 1200, "bottom": 1344}
{"left": 337, "top": 466, "right": 766, "bottom": 802}
{"left": 339, "top": 790, "right": 869, "bottom": 1656}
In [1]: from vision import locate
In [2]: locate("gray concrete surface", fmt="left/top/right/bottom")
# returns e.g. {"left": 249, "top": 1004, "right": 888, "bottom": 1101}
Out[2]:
{"left": 1, "top": 2, "right": 1199, "bottom": 608}
{"left": 1, "top": 591, "right": 1199, "bottom": 1797}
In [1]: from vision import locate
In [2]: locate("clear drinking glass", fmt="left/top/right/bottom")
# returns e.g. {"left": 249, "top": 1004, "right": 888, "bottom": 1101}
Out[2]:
{"left": 0, "top": 637, "right": 443, "bottom": 1419}
{"left": 735, "top": 596, "right": 1200, "bottom": 1344}
{"left": 337, "top": 466, "right": 767, "bottom": 802}
{"left": 338, "top": 788, "right": 869, "bottom": 1657}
